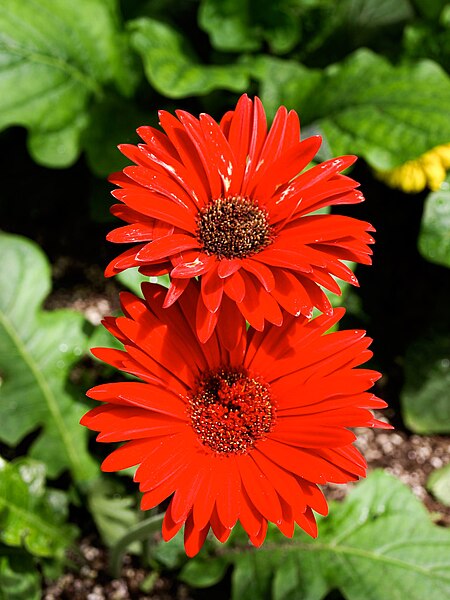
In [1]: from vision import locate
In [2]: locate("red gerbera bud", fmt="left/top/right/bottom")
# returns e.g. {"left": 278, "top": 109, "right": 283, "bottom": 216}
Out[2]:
{"left": 81, "top": 283, "right": 391, "bottom": 557}
{"left": 105, "top": 95, "right": 374, "bottom": 344}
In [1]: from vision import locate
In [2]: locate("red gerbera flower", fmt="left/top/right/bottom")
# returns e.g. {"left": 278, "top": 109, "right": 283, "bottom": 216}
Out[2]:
{"left": 105, "top": 94, "right": 374, "bottom": 344}
{"left": 81, "top": 282, "right": 390, "bottom": 557}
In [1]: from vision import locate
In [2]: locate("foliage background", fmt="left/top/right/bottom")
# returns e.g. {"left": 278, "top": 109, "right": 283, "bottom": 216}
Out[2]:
{"left": 0, "top": 0, "right": 450, "bottom": 598}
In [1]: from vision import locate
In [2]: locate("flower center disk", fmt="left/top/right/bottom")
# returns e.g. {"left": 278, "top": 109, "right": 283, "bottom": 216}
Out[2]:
{"left": 197, "top": 196, "right": 273, "bottom": 259}
{"left": 188, "top": 367, "right": 275, "bottom": 454}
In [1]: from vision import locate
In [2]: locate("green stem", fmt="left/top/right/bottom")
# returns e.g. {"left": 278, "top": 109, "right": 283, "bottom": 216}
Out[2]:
{"left": 109, "top": 513, "right": 164, "bottom": 578}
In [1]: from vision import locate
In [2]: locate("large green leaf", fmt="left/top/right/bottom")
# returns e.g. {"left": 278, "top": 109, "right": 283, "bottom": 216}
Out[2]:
{"left": 418, "top": 183, "right": 450, "bottom": 268}
{"left": 258, "top": 49, "right": 450, "bottom": 169}
{"left": 0, "top": 232, "right": 97, "bottom": 481}
{"left": 83, "top": 95, "right": 152, "bottom": 178}
{"left": 198, "top": 0, "right": 307, "bottom": 55}
{"left": 88, "top": 478, "right": 139, "bottom": 549}
{"left": 0, "top": 0, "right": 136, "bottom": 167}
{"left": 335, "top": 0, "right": 413, "bottom": 31}
{"left": 0, "top": 553, "right": 40, "bottom": 600}
{"left": 428, "top": 463, "right": 450, "bottom": 507}
{"left": 401, "top": 333, "right": 450, "bottom": 434}
{"left": 412, "top": 0, "right": 447, "bottom": 20}
{"left": 0, "top": 456, "right": 77, "bottom": 559}
{"left": 403, "top": 20, "right": 450, "bottom": 72}
{"left": 128, "top": 17, "right": 250, "bottom": 98}
{"left": 180, "top": 471, "right": 450, "bottom": 600}
{"left": 252, "top": 55, "right": 322, "bottom": 120}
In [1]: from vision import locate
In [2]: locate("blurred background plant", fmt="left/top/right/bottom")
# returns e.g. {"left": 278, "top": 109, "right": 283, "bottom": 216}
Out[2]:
{"left": 0, "top": 0, "right": 450, "bottom": 598}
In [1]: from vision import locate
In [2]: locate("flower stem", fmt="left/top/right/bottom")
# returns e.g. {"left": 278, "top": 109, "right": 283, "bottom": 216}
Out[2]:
{"left": 109, "top": 513, "right": 164, "bottom": 578}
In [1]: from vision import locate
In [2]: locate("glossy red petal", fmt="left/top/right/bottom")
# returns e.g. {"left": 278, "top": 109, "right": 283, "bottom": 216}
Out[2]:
{"left": 249, "top": 519, "right": 268, "bottom": 547}
{"left": 162, "top": 501, "right": 185, "bottom": 540}
{"left": 295, "top": 506, "right": 318, "bottom": 538}
{"left": 223, "top": 269, "right": 246, "bottom": 303}
{"left": 192, "top": 462, "right": 217, "bottom": 530}
{"left": 184, "top": 513, "right": 210, "bottom": 557}
{"left": 210, "top": 505, "right": 232, "bottom": 543}
{"left": 241, "top": 96, "right": 267, "bottom": 193}
{"left": 252, "top": 450, "right": 308, "bottom": 514}
{"left": 214, "top": 456, "right": 241, "bottom": 529}
{"left": 254, "top": 136, "right": 322, "bottom": 202}
{"left": 163, "top": 277, "right": 190, "bottom": 308}
{"left": 195, "top": 290, "right": 220, "bottom": 344}
{"left": 176, "top": 110, "right": 222, "bottom": 198}
{"left": 242, "top": 259, "right": 275, "bottom": 292}
{"left": 237, "top": 454, "right": 283, "bottom": 524}
{"left": 158, "top": 110, "right": 210, "bottom": 206}
{"left": 258, "top": 439, "right": 358, "bottom": 484}
{"left": 216, "top": 293, "right": 246, "bottom": 351}
{"left": 269, "top": 268, "right": 313, "bottom": 317}
{"left": 136, "top": 234, "right": 200, "bottom": 262}
{"left": 238, "top": 486, "right": 265, "bottom": 539}
{"left": 170, "top": 253, "right": 216, "bottom": 278}
{"left": 225, "top": 94, "right": 252, "bottom": 194}
{"left": 116, "top": 179, "right": 196, "bottom": 231}
{"left": 201, "top": 263, "right": 224, "bottom": 313}
{"left": 217, "top": 258, "right": 242, "bottom": 278}
{"left": 199, "top": 113, "right": 236, "bottom": 196}
{"left": 134, "top": 433, "right": 194, "bottom": 492}
{"left": 170, "top": 463, "right": 206, "bottom": 524}
{"left": 86, "top": 382, "right": 186, "bottom": 416}
{"left": 100, "top": 439, "right": 156, "bottom": 472}
{"left": 244, "top": 105, "right": 288, "bottom": 196}
{"left": 104, "top": 245, "right": 143, "bottom": 277}
{"left": 106, "top": 223, "right": 156, "bottom": 244}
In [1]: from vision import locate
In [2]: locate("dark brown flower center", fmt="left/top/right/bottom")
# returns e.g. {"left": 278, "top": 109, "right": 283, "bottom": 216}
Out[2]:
{"left": 197, "top": 196, "right": 273, "bottom": 259}
{"left": 188, "top": 367, "right": 275, "bottom": 454}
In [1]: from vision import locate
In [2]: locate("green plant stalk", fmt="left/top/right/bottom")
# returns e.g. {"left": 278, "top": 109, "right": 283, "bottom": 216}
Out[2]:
{"left": 109, "top": 513, "right": 164, "bottom": 578}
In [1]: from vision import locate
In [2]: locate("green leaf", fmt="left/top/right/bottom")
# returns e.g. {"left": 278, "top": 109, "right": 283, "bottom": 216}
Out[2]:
{"left": 87, "top": 478, "right": 139, "bottom": 549}
{"left": 336, "top": 0, "right": 413, "bottom": 30}
{"left": 403, "top": 22, "right": 450, "bottom": 72}
{"left": 151, "top": 529, "right": 188, "bottom": 570}
{"left": 272, "top": 553, "right": 327, "bottom": 600}
{"left": 258, "top": 49, "right": 450, "bottom": 170}
{"left": 418, "top": 183, "right": 450, "bottom": 268}
{"left": 412, "top": 0, "right": 447, "bottom": 20}
{"left": 180, "top": 556, "right": 229, "bottom": 588}
{"left": 0, "top": 232, "right": 98, "bottom": 481}
{"left": 198, "top": 0, "right": 305, "bottom": 55}
{"left": 315, "top": 51, "right": 450, "bottom": 169}
{"left": 251, "top": 55, "right": 322, "bottom": 121}
{"left": 128, "top": 17, "right": 250, "bottom": 98}
{"left": 231, "top": 551, "right": 278, "bottom": 600}
{"left": 179, "top": 559, "right": 228, "bottom": 588}
{"left": 184, "top": 471, "right": 450, "bottom": 599}
{"left": 0, "top": 0, "right": 137, "bottom": 167}
{"left": 401, "top": 333, "right": 450, "bottom": 433}
{"left": 0, "top": 456, "right": 77, "bottom": 559}
{"left": 0, "top": 553, "right": 40, "bottom": 600}
{"left": 84, "top": 95, "right": 153, "bottom": 178}
{"left": 428, "top": 463, "right": 450, "bottom": 507}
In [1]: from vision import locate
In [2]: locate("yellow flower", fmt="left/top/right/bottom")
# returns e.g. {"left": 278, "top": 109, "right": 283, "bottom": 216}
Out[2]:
{"left": 375, "top": 143, "right": 450, "bottom": 193}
